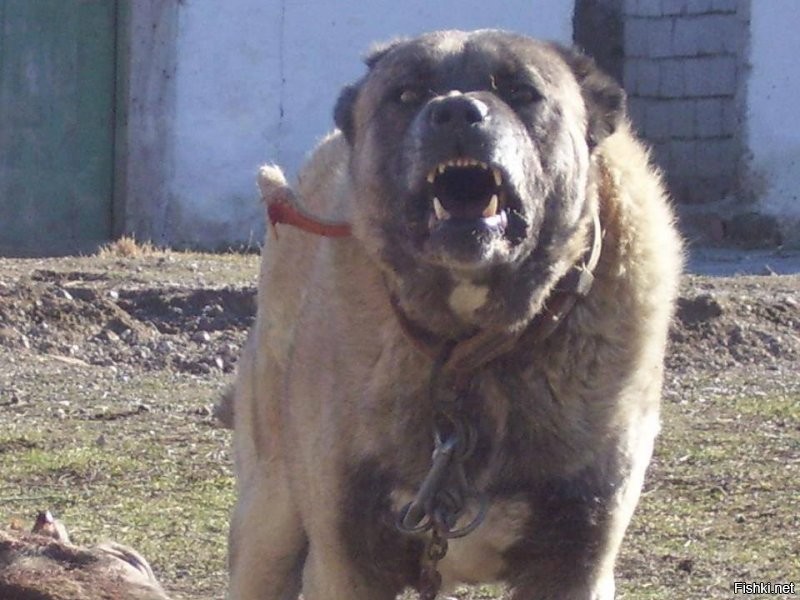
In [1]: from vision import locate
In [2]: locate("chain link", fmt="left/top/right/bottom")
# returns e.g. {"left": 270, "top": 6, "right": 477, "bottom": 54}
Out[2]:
{"left": 397, "top": 348, "right": 490, "bottom": 599}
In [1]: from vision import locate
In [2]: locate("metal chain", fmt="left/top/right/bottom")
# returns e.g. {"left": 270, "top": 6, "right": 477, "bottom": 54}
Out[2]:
{"left": 418, "top": 529, "right": 448, "bottom": 600}
{"left": 396, "top": 347, "right": 489, "bottom": 599}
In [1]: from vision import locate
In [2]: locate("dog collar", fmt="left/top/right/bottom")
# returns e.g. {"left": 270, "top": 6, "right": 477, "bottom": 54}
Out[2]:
{"left": 265, "top": 184, "right": 352, "bottom": 237}
{"left": 390, "top": 209, "right": 603, "bottom": 381}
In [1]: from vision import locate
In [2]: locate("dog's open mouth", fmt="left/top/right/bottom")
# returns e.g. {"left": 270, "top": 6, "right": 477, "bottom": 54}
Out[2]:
{"left": 425, "top": 159, "right": 508, "bottom": 232}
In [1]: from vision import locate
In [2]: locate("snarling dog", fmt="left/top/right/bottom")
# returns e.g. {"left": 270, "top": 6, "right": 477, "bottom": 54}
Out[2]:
{"left": 0, "top": 512, "right": 169, "bottom": 600}
{"left": 228, "top": 30, "right": 682, "bottom": 600}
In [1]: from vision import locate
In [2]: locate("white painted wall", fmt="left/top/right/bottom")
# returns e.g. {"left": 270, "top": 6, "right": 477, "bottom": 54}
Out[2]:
{"left": 159, "top": 0, "right": 573, "bottom": 247}
{"left": 165, "top": 0, "right": 283, "bottom": 248}
{"left": 745, "top": 0, "right": 800, "bottom": 243}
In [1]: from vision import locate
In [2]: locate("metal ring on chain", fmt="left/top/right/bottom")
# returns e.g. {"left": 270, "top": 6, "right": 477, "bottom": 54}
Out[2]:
{"left": 396, "top": 502, "right": 434, "bottom": 534}
{"left": 434, "top": 491, "right": 489, "bottom": 539}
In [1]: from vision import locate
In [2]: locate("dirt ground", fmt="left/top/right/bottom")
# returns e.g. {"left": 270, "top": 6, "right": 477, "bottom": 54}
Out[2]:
{"left": 0, "top": 246, "right": 797, "bottom": 599}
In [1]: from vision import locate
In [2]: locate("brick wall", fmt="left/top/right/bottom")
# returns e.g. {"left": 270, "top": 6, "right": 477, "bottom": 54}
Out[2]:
{"left": 621, "top": 0, "right": 749, "bottom": 204}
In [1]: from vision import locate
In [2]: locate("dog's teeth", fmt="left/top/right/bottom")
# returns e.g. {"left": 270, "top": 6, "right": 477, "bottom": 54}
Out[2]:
{"left": 427, "top": 171, "right": 436, "bottom": 184}
{"left": 492, "top": 168, "right": 502, "bottom": 186}
{"left": 438, "top": 164, "right": 447, "bottom": 175}
{"left": 433, "top": 197, "right": 451, "bottom": 220}
{"left": 483, "top": 194, "right": 499, "bottom": 218}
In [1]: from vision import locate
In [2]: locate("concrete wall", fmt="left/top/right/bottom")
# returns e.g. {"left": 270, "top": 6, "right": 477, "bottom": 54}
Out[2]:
{"left": 122, "top": 1, "right": 573, "bottom": 249}
{"left": 744, "top": 1, "right": 800, "bottom": 244}
{"left": 621, "top": 0, "right": 749, "bottom": 206}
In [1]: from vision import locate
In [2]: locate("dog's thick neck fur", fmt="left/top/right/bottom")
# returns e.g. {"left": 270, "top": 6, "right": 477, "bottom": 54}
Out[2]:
{"left": 386, "top": 203, "right": 603, "bottom": 378}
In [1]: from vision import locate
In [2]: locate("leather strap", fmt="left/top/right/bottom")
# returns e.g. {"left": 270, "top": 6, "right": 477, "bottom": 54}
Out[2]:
{"left": 391, "top": 210, "right": 603, "bottom": 378}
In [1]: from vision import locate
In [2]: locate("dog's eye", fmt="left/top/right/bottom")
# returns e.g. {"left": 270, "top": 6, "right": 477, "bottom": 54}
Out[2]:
{"left": 396, "top": 87, "right": 425, "bottom": 105}
{"left": 498, "top": 83, "right": 542, "bottom": 106}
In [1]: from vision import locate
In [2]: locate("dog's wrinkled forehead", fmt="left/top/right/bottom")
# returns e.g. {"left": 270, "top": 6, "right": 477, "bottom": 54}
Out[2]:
{"left": 363, "top": 30, "right": 577, "bottom": 97}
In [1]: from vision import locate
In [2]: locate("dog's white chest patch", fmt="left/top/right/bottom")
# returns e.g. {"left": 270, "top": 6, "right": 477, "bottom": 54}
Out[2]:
{"left": 448, "top": 280, "right": 489, "bottom": 319}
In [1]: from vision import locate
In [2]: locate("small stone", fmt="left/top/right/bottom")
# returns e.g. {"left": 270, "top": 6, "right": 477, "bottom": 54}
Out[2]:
{"left": 677, "top": 558, "right": 694, "bottom": 574}
{"left": 192, "top": 331, "right": 212, "bottom": 343}
{"left": 100, "top": 329, "right": 120, "bottom": 343}
{"left": 677, "top": 293, "right": 724, "bottom": 325}
{"left": 156, "top": 339, "right": 174, "bottom": 353}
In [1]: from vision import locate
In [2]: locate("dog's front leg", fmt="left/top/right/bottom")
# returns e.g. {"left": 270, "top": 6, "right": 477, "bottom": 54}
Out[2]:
{"left": 228, "top": 472, "right": 307, "bottom": 600}
{"left": 301, "top": 536, "right": 398, "bottom": 600}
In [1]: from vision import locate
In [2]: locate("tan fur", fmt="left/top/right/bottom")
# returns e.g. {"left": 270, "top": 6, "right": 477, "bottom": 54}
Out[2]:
{"left": 229, "top": 32, "right": 682, "bottom": 600}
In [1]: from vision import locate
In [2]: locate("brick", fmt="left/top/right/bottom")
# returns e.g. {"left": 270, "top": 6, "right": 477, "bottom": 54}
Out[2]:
{"left": 695, "top": 98, "right": 723, "bottom": 137}
{"left": 624, "top": 61, "right": 638, "bottom": 94}
{"left": 622, "top": 0, "right": 639, "bottom": 16}
{"left": 682, "top": 176, "right": 729, "bottom": 203}
{"left": 684, "top": 56, "right": 737, "bottom": 96}
{"left": 672, "top": 15, "right": 733, "bottom": 56}
{"left": 639, "top": 60, "right": 661, "bottom": 95}
{"left": 649, "top": 18, "right": 677, "bottom": 58}
{"left": 669, "top": 139, "right": 698, "bottom": 177}
{"left": 710, "top": 0, "right": 738, "bottom": 13}
{"left": 624, "top": 18, "right": 651, "bottom": 57}
{"left": 671, "top": 99, "right": 696, "bottom": 137}
{"left": 629, "top": 0, "right": 663, "bottom": 17}
{"left": 625, "top": 17, "right": 675, "bottom": 58}
{"left": 720, "top": 100, "right": 738, "bottom": 135}
{"left": 627, "top": 97, "right": 648, "bottom": 131}
{"left": 625, "top": 59, "right": 660, "bottom": 96}
{"left": 660, "top": 0, "right": 687, "bottom": 16}
{"left": 721, "top": 17, "right": 747, "bottom": 54}
{"left": 682, "top": 0, "right": 715, "bottom": 14}
{"left": 659, "top": 59, "right": 686, "bottom": 97}
{"left": 646, "top": 100, "right": 675, "bottom": 139}
{"left": 696, "top": 138, "right": 738, "bottom": 178}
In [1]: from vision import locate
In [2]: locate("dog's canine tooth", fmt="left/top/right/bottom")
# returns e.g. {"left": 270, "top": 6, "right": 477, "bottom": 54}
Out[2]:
{"left": 492, "top": 168, "right": 502, "bottom": 187}
{"left": 483, "top": 194, "right": 499, "bottom": 218}
{"left": 427, "top": 170, "right": 436, "bottom": 184}
{"left": 433, "top": 197, "right": 451, "bottom": 220}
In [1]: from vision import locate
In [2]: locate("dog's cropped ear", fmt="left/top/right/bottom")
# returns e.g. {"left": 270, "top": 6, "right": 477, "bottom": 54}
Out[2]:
{"left": 555, "top": 45, "right": 626, "bottom": 150}
{"left": 334, "top": 39, "right": 404, "bottom": 144}
{"left": 334, "top": 83, "right": 360, "bottom": 143}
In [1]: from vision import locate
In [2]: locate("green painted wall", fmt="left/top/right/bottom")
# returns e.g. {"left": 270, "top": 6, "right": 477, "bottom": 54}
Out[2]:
{"left": 0, "top": 0, "right": 117, "bottom": 256}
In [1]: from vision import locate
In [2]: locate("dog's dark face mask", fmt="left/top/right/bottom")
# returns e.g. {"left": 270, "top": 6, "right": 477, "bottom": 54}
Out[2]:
{"left": 335, "top": 30, "right": 625, "bottom": 334}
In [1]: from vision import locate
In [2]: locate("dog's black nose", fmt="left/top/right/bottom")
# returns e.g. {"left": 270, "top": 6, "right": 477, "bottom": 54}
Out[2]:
{"left": 428, "top": 94, "right": 488, "bottom": 129}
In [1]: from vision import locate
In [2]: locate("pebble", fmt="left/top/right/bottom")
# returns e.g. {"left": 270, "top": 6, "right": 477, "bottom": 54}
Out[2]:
{"left": 192, "top": 331, "right": 212, "bottom": 343}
